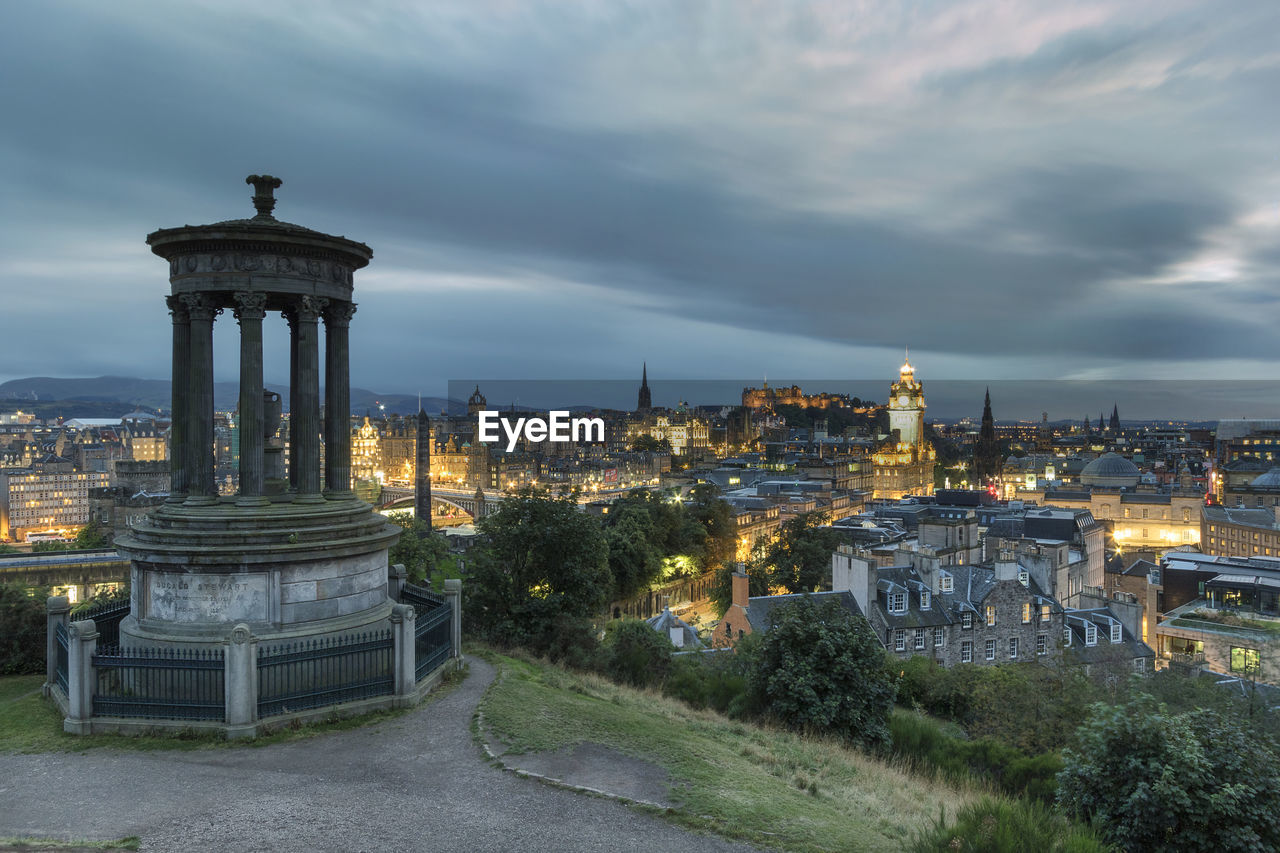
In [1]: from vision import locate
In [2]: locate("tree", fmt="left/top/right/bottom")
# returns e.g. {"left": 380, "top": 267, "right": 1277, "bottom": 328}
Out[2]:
{"left": 1058, "top": 696, "right": 1280, "bottom": 852}
{"left": 630, "top": 433, "right": 672, "bottom": 453}
{"left": 72, "top": 518, "right": 112, "bottom": 550}
{"left": 605, "top": 508, "right": 663, "bottom": 600}
{"left": 749, "top": 596, "right": 896, "bottom": 749}
{"left": 386, "top": 512, "right": 448, "bottom": 585}
{"left": 31, "top": 540, "right": 70, "bottom": 552}
{"left": 762, "top": 511, "right": 842, "bottom": 594}
{"left": 0, "top": 582, "right": 48, "bottom": 674}
{"left": 0, "top": 543, "right": 18, "bottom": 554}
{"left": 687, "top": 483, "right": 736, "bottom": 569}
{"left": 467, "top": 490, "right": 611, "bottom": 654}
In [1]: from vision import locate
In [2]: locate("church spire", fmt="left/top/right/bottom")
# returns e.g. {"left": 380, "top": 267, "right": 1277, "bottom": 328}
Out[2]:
{"left": 637, "top": 362, "right": 652, "bottom": 412}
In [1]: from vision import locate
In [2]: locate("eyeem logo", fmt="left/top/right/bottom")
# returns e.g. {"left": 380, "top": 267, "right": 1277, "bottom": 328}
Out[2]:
{"left": 477, "top": 410, "right": 605, "bottom": 452}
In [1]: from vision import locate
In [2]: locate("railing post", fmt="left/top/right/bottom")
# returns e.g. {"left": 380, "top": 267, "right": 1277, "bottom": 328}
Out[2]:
{"left": 224, "top": 623, "right": 258, "bottom": 739}
{"left": 390, "top": 603, "right": 416, "bottom": 699}
{"left": 64, "top": 619, "right": 98, "bottom": 735}
{"left": 44, "top": 595, "right": 70, "bottom": 698}
{"left": 444, "top": 578, "right": 462, "bottom": 660}
{"left": 388, "top": 563, "right": 407, "bottom": 603}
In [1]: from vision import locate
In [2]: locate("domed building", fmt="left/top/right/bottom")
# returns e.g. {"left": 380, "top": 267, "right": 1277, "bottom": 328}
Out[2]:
{"left": 1080, "top": 453, "right": 1140, "bottom": 489}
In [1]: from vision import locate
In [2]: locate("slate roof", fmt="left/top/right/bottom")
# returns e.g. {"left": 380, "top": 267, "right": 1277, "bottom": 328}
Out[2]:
{"left": 744, "top": 590, "right": 862, "bottom": 634}
{"left": 1064, "top": 609, "right": 1155, "bottom": 663}
{"left": 646, "top": 607, "right": 705, "bottom": 650}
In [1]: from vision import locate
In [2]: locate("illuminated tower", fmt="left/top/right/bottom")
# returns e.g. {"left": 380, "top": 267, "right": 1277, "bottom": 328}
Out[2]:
{"left": 873, "top": 352, "right": 936, "bottom": 499}
{"left": 887, "top": 354, "right": 925, "bottom": 449}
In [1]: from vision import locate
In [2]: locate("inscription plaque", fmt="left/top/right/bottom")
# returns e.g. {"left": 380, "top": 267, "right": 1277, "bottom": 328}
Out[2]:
{"left": 148, "top": 571, "right": 269, "bottom": 623}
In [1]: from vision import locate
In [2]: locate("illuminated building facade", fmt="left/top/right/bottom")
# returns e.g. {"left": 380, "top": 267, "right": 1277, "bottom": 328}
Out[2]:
{"left": 0, "top": 469, "right": 109, "bottom": 541}
{"left": 873, "top": 358, "right": 935, "bottom": 500}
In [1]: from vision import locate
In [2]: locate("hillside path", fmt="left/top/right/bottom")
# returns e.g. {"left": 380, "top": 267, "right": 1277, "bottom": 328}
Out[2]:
{"left": 0, "top": 657, "right": 760, "bottom": 853}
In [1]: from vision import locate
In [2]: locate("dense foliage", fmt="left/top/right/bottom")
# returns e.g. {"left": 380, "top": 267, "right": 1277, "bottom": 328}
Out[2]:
{"left": 386, "top": 512, "right": 449, "bottom": 585}
{"left": 0, "top": 582, "right": 48, "bottom": 674}
{"left": 749, "top": 596, "right": 896, "bottom": 749}
{"left": 600, "top": 618, "right": 674, "bottom": 688}
{"left": 709, "top": 559, "right": 770, "bottom": 617}
{"left": 466, "top": 491, "right": 611, "bottom": 657}
{"left": 760, "top": 511, "right": 843, "bottom": 594}
{"left": 1058, "top": 697, "right": 1280, "bottom": 853}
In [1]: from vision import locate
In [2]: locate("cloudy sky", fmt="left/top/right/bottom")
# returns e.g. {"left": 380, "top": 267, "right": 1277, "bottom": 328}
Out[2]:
{"left": 2, "top": 0, "right": 1279, "bottom": 409}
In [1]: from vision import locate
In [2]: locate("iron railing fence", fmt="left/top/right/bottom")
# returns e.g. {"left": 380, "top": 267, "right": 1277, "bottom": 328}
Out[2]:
{"left": 77, "top": 600, "right": 130, "bottom": 647}
{"left": 401, "top": 583, "right": 445, "bottom": 613}
{"left": 416, "top": 606, "right": 452, "bottom": 681}
{"left": 55, "top": 621, "right": 69, "bottom": 695}
{"left": 257, "top": 631, "right": 394, "bottom": 718}
{"left": 92, "top": 645, "right": 225, "bottom": 721}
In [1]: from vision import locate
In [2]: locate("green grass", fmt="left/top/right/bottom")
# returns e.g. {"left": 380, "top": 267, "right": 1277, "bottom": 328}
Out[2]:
{"left": 478, "top": 650, "right": 985, "bottom": 853}
{"left": 0, "top": 664, "right": 468, "bottom": 754}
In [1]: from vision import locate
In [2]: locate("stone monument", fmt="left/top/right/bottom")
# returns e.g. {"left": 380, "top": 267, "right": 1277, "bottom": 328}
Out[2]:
{"left": 115, "top": 175, "right": 402, "bottom": 650}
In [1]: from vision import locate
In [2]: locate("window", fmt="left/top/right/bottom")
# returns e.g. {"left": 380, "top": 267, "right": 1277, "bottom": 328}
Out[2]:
{"left": 1009, "top": 637, "right": 1019, "bottom": 659}
{"left": 889, "top": 592, "right": 906, "bottom": 614}
{"left": 1064, "top": 627, "right": 1072, "bottom": 647}
{"left": 940, "top": 574, "right": 953, "bottom": 593}
{"left": 1231, "top": 647, "right": 1260, "bottom": 674}
{"left": 934, "top": 627, "right": 944, "bottom": 648}
{"left": 984, "top": 639, "right": 996, "bottom": 661}
{"left": 962, "top": 612, "right": 973, "bottom": 630}
{"left": 1133, "top": 657, "right": 1146, "bottom": 673}
{"left": 893, "top": 629, "right": 906, "bottom": 651}
{"left": 961, "top": 641, "right": 973, "bottom": 663}
{"left": 914, "top": 629, "right": 926, "bottom": 650}
{"left": 920, "top": 589, "right": 931, "bottom": 610}
{"left": 1110, "top": 622, "right": 1122, "bottom": 643}
{"left": 1022, "top": 603, "right": 1032, "bottom": 624}
{"left": 1142, "top": 508, "right": 1149, "bottom": 519}
{"left": 986, "top": 605, "right": 997, "bottom": 627}
{"left": 1037, "top": 634, "right": 1047, "bottom": 655}
{"left": 1018, "top": 570, "right": 1029, "bottom": 587}
{"left": 1040, "top": 604, "right": 1051, "bottom": 623}
{"left": 1085, "top": 623, "right": 1097, "bottom": 646}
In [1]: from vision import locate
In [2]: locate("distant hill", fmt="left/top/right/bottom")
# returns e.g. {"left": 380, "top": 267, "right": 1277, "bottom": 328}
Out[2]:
{"left": 0, "top": 376, "right": 452, "bottom": 417}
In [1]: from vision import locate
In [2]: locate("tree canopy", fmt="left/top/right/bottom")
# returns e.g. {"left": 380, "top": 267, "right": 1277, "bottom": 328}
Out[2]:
{"left": 761, "top": 511, "right": 842, "bottom": 594}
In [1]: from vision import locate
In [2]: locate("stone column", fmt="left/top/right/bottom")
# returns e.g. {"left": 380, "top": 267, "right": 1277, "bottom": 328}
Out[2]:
{"left": 166, "top": 295, "right": 190, "bottom": 503}
{"left": 390, "top": 603, "right": 417, "bottom": 700}
{"left": 44, "top": 595, "right": 70, "bottom": 699}
{"left": 64, "top": 619, "right": 98, "bottom": 735}
{"left": 387, "top": 563, "right": 407, "bottom": 602}
{"left": 182, "top": 294, "right": 220, "bottom": 505}
{"left": 224, "top": 623, "right": 258, "bottom": 738}
{"left": 323, "top": 302, "right": 357, "bottom": 499}
{"left": 284, "top": 308, "right": 299, "bottom": 493}
{"left": 293, "top": 295, "right": 327, "bottom": 503}
{"left": 444, "top": 578, "right": 462, "bottom": 660}
{"left": 234, "top": 292, "right": 269, "bottom": 506}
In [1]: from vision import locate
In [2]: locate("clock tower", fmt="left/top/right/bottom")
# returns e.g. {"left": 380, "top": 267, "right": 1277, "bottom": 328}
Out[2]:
{"left": 888, "top": 356, "right": 925, "bottom": 450}
{"left": 873, "top": 352, "right": 936, "bottom": 499}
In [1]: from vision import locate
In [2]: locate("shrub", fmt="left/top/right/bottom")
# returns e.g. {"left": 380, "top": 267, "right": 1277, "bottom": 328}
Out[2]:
{"left": 911, "top": 798, "right": 1112, "bottom": 853}
{"left": 0, "top": 582, "right": 48, "bottom": 675}
{"left": 750, "top": 596, "right": 895, "bottom": 749}
{"left": 601, "top": 619, "right": 673, "bottom": 688}
{"left": 1058, "top": 696, "right": 1280, "bottom": 852}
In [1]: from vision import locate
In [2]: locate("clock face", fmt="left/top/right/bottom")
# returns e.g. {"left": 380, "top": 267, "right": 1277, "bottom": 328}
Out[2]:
{"left": 898, "top": 395, "right": 909, "bottom": 406}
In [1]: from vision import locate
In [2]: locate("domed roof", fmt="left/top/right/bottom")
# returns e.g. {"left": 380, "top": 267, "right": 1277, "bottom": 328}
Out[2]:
{"left": 1251, "top": 467, "right": 1280, "bottom": 488}
{"left": 1081, "top": 452, "right": 1140, "bottom": 487}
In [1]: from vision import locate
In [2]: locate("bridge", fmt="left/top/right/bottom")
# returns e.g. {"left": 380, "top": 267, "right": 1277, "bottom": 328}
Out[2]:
{"left": 0, "top": 549, "right": 129, "bottom": 602}
{"left": 377, "top": 486, "right": 508, "bottom": 520}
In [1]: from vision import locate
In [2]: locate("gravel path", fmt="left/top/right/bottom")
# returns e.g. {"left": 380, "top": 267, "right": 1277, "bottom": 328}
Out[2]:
{"left": 0, "top": 657, "right": 759, "bottom": 853}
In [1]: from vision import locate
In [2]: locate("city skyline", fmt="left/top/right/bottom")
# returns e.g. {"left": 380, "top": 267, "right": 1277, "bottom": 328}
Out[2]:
{"left": 4, "top": 3, "right": 1280, "bottom": 394}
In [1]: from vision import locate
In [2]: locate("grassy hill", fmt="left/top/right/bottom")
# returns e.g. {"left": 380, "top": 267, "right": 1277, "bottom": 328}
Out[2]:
{"left": 478, "top": 651, "right": 985, "bottom": 853}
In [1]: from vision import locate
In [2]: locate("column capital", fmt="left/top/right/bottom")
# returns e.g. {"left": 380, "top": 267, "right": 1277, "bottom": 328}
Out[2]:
{"left": 295, "top": 295, "right": 328, "bottom": 323}
{"left": 166, "top": 294, "right": 189, "bottom": 322}
{"left": 232, "top": 291, "right": 268, "bottom": 322}
{"left": 180, "top": 293, "right": 222, "bottom": 322}
{"left": 324, "top": 301, "right": 357, "bottom": 328}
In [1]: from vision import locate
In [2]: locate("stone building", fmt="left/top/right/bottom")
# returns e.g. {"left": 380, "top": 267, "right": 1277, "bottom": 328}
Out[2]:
{"left": 1201, "top": 505, "right": 1280, "bottom": 559}
{"left": 872, "top": 358, "right": 935, "bottom": 499}
{"left": 0, "top": 468, "right": 109, "bottom": 542}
